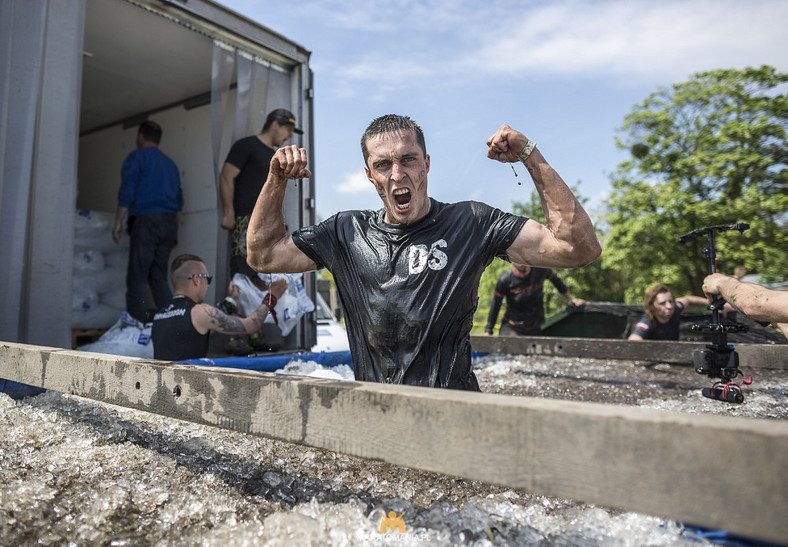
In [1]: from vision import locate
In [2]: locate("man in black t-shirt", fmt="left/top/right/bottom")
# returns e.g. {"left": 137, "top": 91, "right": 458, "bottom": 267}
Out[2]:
{"left": 218, "top": 109, "right": 302, "bottom": 353}
{"left": 151, "top": 254, "right": 286, "bottom": 361}
{"left": 485, "top": 264, "right": 585, "bottom": 336}
{"left": 219, "top": 109, "right": 303, "bottom": 278}
{"left": 246, "top": 114, "right": 602, "bottom": 390}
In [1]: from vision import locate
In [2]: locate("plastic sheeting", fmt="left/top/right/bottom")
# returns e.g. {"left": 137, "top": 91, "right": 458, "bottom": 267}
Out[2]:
{"left": 180, "top": 349, "right": 353, "bottom": 372}
{"left": 1, "top": 350, "right": 352, "bottom": 400}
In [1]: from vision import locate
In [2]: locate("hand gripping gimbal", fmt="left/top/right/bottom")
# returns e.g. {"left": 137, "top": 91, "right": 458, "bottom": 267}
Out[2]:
{"left": 677, "top": 223, "right": 752, "bottom": 403}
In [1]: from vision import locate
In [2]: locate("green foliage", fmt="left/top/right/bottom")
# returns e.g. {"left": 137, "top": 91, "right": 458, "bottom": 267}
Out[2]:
{"left": 473, "top": 257, "right": 511, "bottom": 334}
{"left": 472, "top": 187, "right": 627, "bottom": 334}
{"left": 604, "top": 65, "right": 788, "bottom": 301}
{"left": 474, "top": 66, "right": 786, "bottom": 331}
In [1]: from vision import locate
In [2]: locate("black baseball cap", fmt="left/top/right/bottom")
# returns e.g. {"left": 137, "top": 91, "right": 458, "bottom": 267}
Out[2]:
{"left": 265, "top": 108, "right": 303, "bottom": 134}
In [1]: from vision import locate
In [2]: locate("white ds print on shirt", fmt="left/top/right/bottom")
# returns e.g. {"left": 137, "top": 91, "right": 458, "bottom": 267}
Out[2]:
{"left": 408, "top": 239, "right": 448, "bottom": 274}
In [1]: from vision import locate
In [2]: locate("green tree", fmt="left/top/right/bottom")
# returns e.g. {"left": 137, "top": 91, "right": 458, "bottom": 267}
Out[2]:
{"left": 511, "top": 188, "right": 626, "bottom": 306}
{"left": 604, "top": 66, "right": 788, "bottom": 302}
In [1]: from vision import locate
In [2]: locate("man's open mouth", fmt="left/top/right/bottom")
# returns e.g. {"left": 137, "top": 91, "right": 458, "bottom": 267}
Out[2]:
{"left": 394, "top": 188, "right": 411, "bottom": 210}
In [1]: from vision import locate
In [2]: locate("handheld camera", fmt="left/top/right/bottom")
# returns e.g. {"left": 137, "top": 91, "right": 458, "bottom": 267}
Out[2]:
{"left": 677, "top": 223, "right": 752, "bottom": 403}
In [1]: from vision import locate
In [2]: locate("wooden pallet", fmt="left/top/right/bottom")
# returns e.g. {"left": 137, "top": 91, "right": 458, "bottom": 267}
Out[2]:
{"left": 70, "top": 328, "right": 106, "bottom": 349}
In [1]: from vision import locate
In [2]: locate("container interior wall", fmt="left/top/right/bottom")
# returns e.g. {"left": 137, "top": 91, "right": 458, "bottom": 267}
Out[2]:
{"left": 77, "top": 102, "right": 222, "bottom": 303}
{"left": 76, "top": 91, "right": 308, "bottom": 343}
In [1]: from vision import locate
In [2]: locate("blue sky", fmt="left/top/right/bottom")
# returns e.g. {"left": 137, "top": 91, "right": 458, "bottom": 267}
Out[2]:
{"left": 217, "top": 0, "right": 788, "bottom": 222}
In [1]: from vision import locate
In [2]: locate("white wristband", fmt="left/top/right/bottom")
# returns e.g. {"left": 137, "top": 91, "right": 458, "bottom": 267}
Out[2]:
{"left": 517, "top": 140, "right": 536, "bottom": 163}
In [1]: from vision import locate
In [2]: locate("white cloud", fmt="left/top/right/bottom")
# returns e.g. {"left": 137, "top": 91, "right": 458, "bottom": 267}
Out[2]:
{"left": 335, "top": 170, "right": 371, "bottom": 194}
{"left": 286, "top": 0, "right": 788, "bottom": 91}
{"left": 455, "top": 0, "right": 788, "bottom": 81}
{"left": 336, "top": 58, "right": 433, "bottom": 82}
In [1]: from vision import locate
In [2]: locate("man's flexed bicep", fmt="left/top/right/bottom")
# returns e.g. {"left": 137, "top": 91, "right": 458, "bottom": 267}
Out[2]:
{"left": 505, "top": 218, "right": 580, "bottom": 269}
{"left": 486, "top": 124, "right": 600, "bottom": 269}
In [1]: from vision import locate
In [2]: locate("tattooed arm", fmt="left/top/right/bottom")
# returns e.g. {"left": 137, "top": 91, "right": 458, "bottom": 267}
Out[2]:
{"left": 191, "top": 278, "right": 288, "bottom": 335}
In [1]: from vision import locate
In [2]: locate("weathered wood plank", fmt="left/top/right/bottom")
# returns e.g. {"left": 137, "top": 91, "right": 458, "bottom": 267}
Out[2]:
{"left": 1, "top": 341, "right": 787, "bottom": 543}
{"left": 471, "top": 335, "right": 788, "bottom": 369}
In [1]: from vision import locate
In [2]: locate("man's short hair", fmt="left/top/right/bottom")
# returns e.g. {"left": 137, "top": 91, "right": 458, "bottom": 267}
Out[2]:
{"left": 138, "top": 120, "right": 163, "bottom": 144}
{"left": 170, "top": 254, "right": 203, "bottom": 274}
{"left": 361, "top": 114, "right": 427, "bottom": 164}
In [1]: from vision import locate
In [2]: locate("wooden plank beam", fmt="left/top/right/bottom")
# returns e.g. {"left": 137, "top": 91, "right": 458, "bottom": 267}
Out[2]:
{"left": 1, "top": 341, "right": 787, "bottom": 543}
{"left": 471, "top": 335, "right": 788, "bottom": 369}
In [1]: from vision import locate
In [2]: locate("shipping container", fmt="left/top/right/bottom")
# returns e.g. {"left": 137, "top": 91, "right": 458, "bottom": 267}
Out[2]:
{"left": 1, "top": 0, "right": 316, "bottom": 352}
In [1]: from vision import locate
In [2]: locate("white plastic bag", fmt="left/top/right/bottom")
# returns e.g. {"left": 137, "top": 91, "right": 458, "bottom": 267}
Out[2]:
{"left": 232, "top": 273, "right": 315, "bottom": 336}
{"left": 74, "top": 209, "right": 112, "bottom": 238}
{"left": 72, "top": 209, "right": 127, "bottom": 330}
{"left": 78, "top": 312, "right": 153, "bottom": 358}
{"left": 73, "top": 267, "right": 118, "bottom": 295}
{"left": 104, "top": 250, "right": 128, "bottom": 270}
{"left": 74, "top": 249, "right": 106, "bottom": 272}
{"left": 100, "top": 289, "right": 126, "bottom": 310}
{"left": 72, "top": 286, "right": 99, "bottom": 311}
{"left": 74, "top": 232, "right": 124, "bottom": 253}
{"left": 71, "top": 303, "right": 124, "bottom": 329}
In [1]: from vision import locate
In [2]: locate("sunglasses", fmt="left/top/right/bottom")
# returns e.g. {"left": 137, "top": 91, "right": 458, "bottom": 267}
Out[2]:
{"left": 188, "top": 273, "right": 213, "bottom": 285}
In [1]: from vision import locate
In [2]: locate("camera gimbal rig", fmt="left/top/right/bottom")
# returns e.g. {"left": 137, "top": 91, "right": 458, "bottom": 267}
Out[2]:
{"left": 677, "top": 223, "right": 752, "bottom": 403}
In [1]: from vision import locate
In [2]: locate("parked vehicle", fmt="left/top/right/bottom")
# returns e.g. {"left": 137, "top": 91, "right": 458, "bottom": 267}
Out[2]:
{"left": 312, "top": 293, "right": 350, "bottom": 353}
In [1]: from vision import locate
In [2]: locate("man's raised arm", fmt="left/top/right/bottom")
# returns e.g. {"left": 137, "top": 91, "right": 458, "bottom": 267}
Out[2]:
{"left": 246, "top": 145, "right": 316, "bottom": 274}
{"left": 486, "top": 124, "right": 601, "bottom": 268}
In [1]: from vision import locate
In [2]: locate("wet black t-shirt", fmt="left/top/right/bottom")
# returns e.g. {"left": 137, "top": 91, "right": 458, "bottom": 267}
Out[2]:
{"left": 152, "top": 296, "right": 209, "bottom": 361}
{"left": 224, "top": 136, "right": 275, "bottom": 217}
{"left": 292, "top": 199, "right": 527, "bottom": 390}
